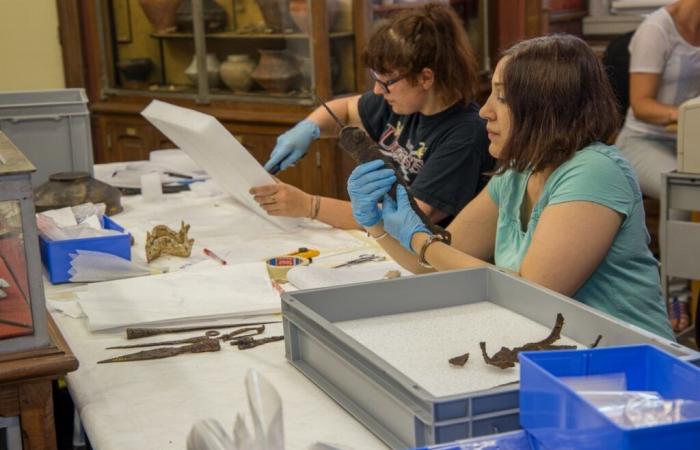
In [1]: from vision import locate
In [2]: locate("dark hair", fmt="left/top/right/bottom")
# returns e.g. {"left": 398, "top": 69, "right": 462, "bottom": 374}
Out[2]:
{"left": 362, "top": 4, "right": 478, "bottom": 105}
{"left": 496, "top": 34, "right": 619, "bottom": 174}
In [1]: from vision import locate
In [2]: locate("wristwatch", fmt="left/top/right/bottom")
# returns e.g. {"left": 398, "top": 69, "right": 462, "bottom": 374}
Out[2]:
{"left": 417, "top": 234, "right": 446, "bottom": 268}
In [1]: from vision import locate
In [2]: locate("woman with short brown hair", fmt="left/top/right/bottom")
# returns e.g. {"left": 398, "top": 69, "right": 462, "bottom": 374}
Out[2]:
{"left": 349, "top": 34, "right": 674, "bottom": 339}
{"left": 251, "top": 4, "right": 493, "bottom": 229}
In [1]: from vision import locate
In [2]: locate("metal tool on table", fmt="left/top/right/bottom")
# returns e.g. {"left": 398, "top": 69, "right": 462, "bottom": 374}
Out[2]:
{"left": 125, "top": 320, "right": 281, "bottom": 339}
{"left": 97, "top": 339, "right": 221, "bottom": 364}
{"left": 332, "top": 254, "right": 386, "bottom": 268}
{"left": 107, "top": 326, "right": 266, "bottom": 350}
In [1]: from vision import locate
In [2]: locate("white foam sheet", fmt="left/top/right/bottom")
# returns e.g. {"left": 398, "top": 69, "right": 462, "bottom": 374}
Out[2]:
{"left": 76, "top": 262, "right": 279, "bottom": 331}
{"left": 336, "top": 301, "right": 584, "bottom": 398}
{"left": 141, "top": 100, "right": 301, "bottom": 231}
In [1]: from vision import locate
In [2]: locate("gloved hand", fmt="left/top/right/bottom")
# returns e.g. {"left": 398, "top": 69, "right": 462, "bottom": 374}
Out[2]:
{"left": 382, "top": 185, "right": 430, "bottom": 252}
{"left": 347, "top": 160, "right": 396, "bottom": 227}
{"left": 263, "top": 120, "right": 321, "bottom": 173}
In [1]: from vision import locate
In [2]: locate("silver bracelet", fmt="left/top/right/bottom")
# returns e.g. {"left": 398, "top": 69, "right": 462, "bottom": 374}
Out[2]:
{"left": 368, "top": 231, "right": 388, "bottom": 240}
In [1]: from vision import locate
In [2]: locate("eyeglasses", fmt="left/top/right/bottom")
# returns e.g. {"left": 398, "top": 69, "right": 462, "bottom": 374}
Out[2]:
{"left": 370, "top": 70, "right": 405, "bottom": 94}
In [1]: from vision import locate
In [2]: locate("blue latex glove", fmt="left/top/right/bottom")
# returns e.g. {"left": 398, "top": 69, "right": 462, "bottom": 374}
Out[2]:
{"left": 263, "top": 120, "right": 321, "bottom": 173}
{"left": 382, "top": 185, "right": 430, "bottom": 252}
{"left": 347, "top": 160, "right": 396, "bottom": 227}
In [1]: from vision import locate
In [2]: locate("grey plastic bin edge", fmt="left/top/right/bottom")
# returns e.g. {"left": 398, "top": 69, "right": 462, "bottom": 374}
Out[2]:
{"left": 282, "top": 267, "right": 700, "bottom": 449}
{"left": 0, "top": 89, "right": 93, "bottom": 186}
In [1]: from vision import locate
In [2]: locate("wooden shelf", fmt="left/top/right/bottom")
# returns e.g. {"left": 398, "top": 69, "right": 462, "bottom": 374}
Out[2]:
{"left": 150, "top": 31, "right": 354, "bottom": 40}
{"left": 372, "top": 0, "right": 470, "bottom": 14}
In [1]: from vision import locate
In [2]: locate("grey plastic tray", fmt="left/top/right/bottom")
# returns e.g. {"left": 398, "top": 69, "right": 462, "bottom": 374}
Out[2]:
{"left": 282, "top": 267, "right": 699, "bottom": 449}
{"left": 0, "top": 89, "right": 93, "bottom": 186}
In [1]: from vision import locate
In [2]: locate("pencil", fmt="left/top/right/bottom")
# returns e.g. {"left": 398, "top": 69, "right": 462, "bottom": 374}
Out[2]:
{"left": 203, "top": 248, "right": 227, "bottom": 265}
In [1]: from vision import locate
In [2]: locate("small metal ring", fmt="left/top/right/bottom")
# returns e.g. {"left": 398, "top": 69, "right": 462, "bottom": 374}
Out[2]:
{"left": 205, "top": 330, "right": 220, "bottom": 337}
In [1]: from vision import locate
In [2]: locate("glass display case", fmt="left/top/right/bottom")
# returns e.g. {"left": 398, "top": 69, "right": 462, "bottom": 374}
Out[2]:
{"left": 0, "top": 132, "right": 50, "bottom": 354}
{"left": 98, "top": 0, "right": 358, "bottom": 103}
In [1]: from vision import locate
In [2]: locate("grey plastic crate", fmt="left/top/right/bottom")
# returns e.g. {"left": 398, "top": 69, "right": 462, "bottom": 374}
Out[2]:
{"left": 282, "top": 267, "right": 699, "bottom": 449}
{"left": 0, "top": 89, "right": 93, "bottom": 186}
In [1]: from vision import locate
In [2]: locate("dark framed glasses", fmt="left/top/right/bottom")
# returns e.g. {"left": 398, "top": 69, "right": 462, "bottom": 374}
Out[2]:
{"left": 370, "top": 70, "right": 405, "bottom": 94}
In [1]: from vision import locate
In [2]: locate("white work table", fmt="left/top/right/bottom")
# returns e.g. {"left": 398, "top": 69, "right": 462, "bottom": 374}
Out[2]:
{"left": 45, "top": 191, "right": 388, "bottom": 450}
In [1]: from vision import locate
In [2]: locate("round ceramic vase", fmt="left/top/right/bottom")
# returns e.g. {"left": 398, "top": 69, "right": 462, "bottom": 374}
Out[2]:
{"left": 251, "top": 50, "right": 300, "bottom": 94}
{"left": 219, "top": 55, "right": 257, "bottom": 92}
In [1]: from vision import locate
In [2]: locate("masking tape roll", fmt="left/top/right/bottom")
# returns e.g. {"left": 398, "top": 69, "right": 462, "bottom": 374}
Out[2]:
{"left": 265, "top": 256, "right": 309, "bottom": 282}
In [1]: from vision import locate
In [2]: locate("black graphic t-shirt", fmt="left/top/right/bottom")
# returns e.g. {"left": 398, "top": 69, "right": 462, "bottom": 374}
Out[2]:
{"left": 358, "top": 92, "right": 494, "bottom": 220}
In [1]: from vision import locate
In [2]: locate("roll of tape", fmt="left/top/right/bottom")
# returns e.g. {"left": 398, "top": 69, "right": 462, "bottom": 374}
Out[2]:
{"left": 265, "top": 256, "right": 309, "bottom": 282}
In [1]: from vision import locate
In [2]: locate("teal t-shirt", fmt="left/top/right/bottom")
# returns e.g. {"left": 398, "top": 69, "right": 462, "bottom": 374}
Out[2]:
{"left": 487, "top": 143, "right": 674, "bottom": 340}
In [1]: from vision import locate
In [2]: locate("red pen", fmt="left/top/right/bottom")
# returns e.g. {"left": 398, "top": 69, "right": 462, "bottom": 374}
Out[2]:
{"left": 203, "top": 248, "right": 227, "bottom": 265}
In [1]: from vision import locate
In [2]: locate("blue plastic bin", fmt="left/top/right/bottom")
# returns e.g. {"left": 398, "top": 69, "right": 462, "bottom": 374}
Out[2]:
{"left": 519, "top": 345, "right": 700, "bottom": 450}
{"left": 38, "top": 216, "right": 130, "bottom": 284}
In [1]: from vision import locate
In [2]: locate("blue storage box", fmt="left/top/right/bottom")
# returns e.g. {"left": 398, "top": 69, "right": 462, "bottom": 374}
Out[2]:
{"left": 38, "top": 216, "right": 130, "bottom": 284}
{"left": 520, "top": 345, "right": 700, "bottom": 450}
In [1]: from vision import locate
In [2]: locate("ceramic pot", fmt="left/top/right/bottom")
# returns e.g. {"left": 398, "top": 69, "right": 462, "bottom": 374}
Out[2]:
{"left": 185, "top": 53, "right": 221, "bottom": 87}
{"left": 34, "top": 172, "right": 123, "bottom": 216}
{"left": 288, "top": 0, "right": 339, "bottom": 34}
{"left": 251, "top": 50, "right": 300, "bottom": 94}
{"left": 176, "top": 0, "right": 227, "bottom": 32}
{"left": 139, "top": 0, "right": 182, "bottom": 33}
{"left": 117, "top": 58, "right": 154, "bottom": 84}
{"left": 219, "top": 55, "right": 256, "bottom": 92}
{"left": 254, "top": 0, "right": 293, "bottom": 32}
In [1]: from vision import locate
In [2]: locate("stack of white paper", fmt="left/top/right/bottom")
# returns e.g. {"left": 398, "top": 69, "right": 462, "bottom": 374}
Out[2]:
{"left": 76, "top": 262, "right": 279, "bottom": 330}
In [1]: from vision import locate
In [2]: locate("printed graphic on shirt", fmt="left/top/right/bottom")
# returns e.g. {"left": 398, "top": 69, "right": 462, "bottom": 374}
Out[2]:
{"left": 376, "top": 120, "right": 427, "bottom": 180}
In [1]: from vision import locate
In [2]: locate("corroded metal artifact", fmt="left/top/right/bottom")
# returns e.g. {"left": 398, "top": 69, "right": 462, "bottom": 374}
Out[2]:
{"left": 98, "top": 338, "right": 221, "bottom": 363}
{"left": 126, "top": 320, "right": 281, "bottom": 339}
{"left": 234, "top": 335, "right": 284, "bottom": 350}
{"left": 478, "top": 313, "right": 577, "bottom": 369}
{"left": 448, "top": 352, "right": 470, "bottom": 367}
{"left": 145, "top": 221, "right": 194, "bottom": 262}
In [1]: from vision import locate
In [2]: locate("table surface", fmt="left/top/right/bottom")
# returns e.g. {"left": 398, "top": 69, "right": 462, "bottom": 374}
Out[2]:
{"left": 46, "top": 191, "right": 388, "bottom": 450}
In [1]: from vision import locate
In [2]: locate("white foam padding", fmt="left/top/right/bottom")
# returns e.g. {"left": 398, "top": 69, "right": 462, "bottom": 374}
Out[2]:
{"left": 336, "top": 301, "right": 584, "bottom": 397}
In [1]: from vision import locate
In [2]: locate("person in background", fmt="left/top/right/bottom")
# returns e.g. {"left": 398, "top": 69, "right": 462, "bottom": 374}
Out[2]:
{"left": 615, "top": 0, "right": 700, "bottom": 332}
{"left": 348, "top": 35, "right": 674, "bottom": 340}
{"left": 250, "top": 4, "right": 494, "bottom": 229}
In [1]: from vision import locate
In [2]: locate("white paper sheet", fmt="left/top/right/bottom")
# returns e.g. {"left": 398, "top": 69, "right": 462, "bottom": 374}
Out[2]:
{"left": 141, "top": 100, "right": 301, "bottom": 230}
{"left": 76, "top": 262, "right": 280, "bottom": 330}
{"left": 286, "top": 261, "right": 412, "bottom": 290}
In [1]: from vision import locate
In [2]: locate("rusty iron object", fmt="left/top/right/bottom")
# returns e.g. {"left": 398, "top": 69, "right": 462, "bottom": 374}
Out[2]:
{"left": 34, "top": 171, "right": 123, "bottom": 216}
{"left": 448, "top": 352, "right": 470, "bottom": 367}
{"left": 478, "top": 313, "right": 577, "bottom": 369}
{"left": 145, "top": 221, "right": 194, "bottom": 263}
{"left": 97, "top": 338, "right": 221, "bottom": 363}
{"left": 125, "top": 320, "right": 281, "bottom": 339}
{"left": 233, "top": 335, "right": 284, "bottom": 350}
